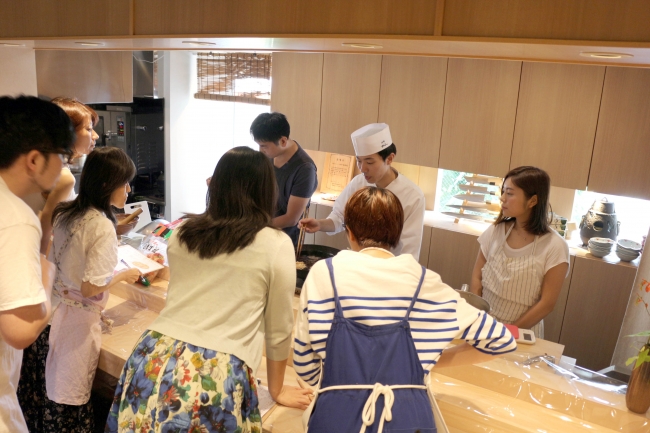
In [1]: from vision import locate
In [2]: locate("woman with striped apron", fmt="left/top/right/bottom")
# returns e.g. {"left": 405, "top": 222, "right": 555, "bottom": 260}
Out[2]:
{"left": 470, "top": 166, "right": 570, "bottom": 339}
{"left": 480, "top": 224, "right": 544, "bottom": 337}
{"left": 302, "top": 258, "right": 447, "bottom": 433}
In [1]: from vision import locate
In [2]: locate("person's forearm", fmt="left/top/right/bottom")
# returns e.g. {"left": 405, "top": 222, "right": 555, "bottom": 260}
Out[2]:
{"left": 81, "top": 271, "right": 129, "bottom": 298}
{"left": 266, "top": 357, "right": 288, "bottom": 400}
{"left": 469, "top": 275, "right": 482, "bottom": 296}
{"left": 0, "top": 300, "right": 52, "bottom": 349}
{"left": 434, "top": 342, "right": 498, "bottom": 368}
{"left": 513, "top": 300, "right": 554, "bottom": 330}
{"left": 317, "top": 218, "right": 336, "bottom": 233}
{"left": 272, "top": 214, "right": 300, "bottom": 229}
{"left": 39, "top": 217, "right": 53, "bottom": 255}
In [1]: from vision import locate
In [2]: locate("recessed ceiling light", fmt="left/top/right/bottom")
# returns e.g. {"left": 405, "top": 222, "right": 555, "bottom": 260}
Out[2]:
{"left": 182, "top": 41, "right": 216, "bottom": 46}
{"left": 580, "top": 52, "right": 633, "bottom": 59}
{"left": 75, "top": 42, "right": 104, "bottom": 46}
{"left": 2, "top": 43, "right": 26, "bottom": 47}
{"left": 341, "top": 43, "right": 383, "bottom": 49}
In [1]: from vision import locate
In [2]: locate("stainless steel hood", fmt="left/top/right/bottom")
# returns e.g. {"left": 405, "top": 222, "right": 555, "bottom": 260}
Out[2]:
{"left": 35, "top": 50, "right": 159, "bottom": 103}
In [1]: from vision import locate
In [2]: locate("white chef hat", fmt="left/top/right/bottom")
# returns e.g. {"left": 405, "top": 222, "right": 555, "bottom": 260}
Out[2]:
{"left": 350, "top": 123, "right": 392, "bottom": 157}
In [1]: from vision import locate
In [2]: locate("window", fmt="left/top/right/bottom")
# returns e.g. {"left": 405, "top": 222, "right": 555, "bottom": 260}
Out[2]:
{"left": 434, "top": 168, "right": 499, "bottom": 222}
{"left": 572, "top": 190, "right": 650, "bottom": 242}
{"left": 195, "top": 52, "right": 271, "bottom": 105}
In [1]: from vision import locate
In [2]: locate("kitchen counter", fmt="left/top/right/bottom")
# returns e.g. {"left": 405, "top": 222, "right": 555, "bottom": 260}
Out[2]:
{"left": 99, "top": 280, "right": 649, "bottom": 432}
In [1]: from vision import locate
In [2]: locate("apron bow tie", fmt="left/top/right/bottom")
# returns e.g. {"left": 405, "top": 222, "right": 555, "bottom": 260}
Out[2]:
{"left": 360, "top": 383, "right": 395, "bottom": 433}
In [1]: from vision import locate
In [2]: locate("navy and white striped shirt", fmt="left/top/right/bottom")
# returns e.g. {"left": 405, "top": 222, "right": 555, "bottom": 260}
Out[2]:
{"left": 293, "top": 251, "right": 517, "bottom": 385}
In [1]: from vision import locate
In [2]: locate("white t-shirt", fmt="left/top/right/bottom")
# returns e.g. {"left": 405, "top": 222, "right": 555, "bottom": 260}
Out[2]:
{"left": 327, "top": 171, "right": 426, "bottom": 260}
{"left": 478, "top": 223, "right": 570, "bottom": 278}
{"left": 149, "top": 226, "right": 296, "bottom": 373}
{"left": 0, "top": 175, "right": 46, "bottom": 433}
{"left": 293, "top": 250, "right": 517, "bottom": 385}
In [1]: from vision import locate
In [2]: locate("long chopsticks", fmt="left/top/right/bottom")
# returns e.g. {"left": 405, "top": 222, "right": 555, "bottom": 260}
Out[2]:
{"left": 296, "top": 206, "right": 309, "bottom": 260}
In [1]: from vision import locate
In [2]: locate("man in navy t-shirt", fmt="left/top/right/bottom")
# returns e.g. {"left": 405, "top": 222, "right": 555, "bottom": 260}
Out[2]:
{"left": 250, "top": 112, "right": 318, "bottom": 246}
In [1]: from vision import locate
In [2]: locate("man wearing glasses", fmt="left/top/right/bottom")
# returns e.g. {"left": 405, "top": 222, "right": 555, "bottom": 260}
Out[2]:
{"left": 0, "top": 95, "right": 74, "bottom": 433}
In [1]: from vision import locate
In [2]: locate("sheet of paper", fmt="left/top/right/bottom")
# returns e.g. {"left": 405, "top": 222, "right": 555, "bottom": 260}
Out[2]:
{"left": 324, "top": 154, "right": 354, "bottom": 192}
{"left": 116, "top": 244, "right": 165, "bottom": 274}
{"left": 124, "top": 201, "right": 151, "bottom": 233}
{"left": 257, "top": 384, "right": 276, "bottom": 418}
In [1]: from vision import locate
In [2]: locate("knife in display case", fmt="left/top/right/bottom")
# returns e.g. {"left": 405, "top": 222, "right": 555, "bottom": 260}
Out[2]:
{"left": 458, "top": 184, "right": 498, "bottom": 195}
{"left": 464, "top": 175, "right": 502, "bottom": 186}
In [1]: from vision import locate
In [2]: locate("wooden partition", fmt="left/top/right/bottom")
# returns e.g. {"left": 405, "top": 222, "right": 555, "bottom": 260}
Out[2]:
{"left": 319, "top": 54, "right": 382, "bottom": 155}
{"left": 438, "top": 58, "right": 521, "bottom": 177}
{"left": 271, "top": 53, "right": 324, "bottom": 151}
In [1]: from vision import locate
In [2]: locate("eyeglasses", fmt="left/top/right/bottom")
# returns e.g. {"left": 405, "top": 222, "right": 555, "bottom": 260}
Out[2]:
{"left": 46, "top": 151, "right": 74, "bottom": 164}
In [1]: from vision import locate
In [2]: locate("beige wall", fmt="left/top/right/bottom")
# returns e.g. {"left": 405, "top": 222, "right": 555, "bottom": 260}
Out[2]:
{"left": 0, "top": 48, "right": 37, "bottom": 97}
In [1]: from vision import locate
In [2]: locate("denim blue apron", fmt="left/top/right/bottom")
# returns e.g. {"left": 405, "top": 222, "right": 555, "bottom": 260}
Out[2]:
{"left": 305, "top": 258, "right": 437, "bottom": 433}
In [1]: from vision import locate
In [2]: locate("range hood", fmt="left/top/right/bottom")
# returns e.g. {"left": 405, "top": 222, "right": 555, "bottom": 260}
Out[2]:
{"left": 35, "top": 50, "right": 160, "bottom": 103}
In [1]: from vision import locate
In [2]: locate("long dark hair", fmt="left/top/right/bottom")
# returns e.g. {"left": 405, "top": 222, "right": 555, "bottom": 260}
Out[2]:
{"left": 177, "top": 146, "right": 277, "bottom": 258}
{"left": 494, "top": 166, "right": 551, "bottom": 235}
{"left": 52, "top": 147, "right": 136, "bottom": 229}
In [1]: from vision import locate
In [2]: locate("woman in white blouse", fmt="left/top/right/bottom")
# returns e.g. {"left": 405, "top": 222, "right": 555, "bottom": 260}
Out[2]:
{"left": 470, "top": 166, "right": 570, "bottom": 338}
{"left": 107, "top": 147, "right": 311, "bottom": 433}
{"left": 36, "top": 147, "right": 139, "bottom": 432}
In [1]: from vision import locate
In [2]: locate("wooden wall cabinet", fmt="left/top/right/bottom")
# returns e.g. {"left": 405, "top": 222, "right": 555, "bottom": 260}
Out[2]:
{"left": 510, "top": 63, "right": 605, "bottom": 190}
{"left": 319, "top": 54, "right": 382, "bottom": 155}
{"left": 271, "top": 53, "right": 324, "bottom": 151}
{"left": 439, "top": 58, "right": 521, "bottom": 177}
{"left": 559, "top": 256, "right": 637, "bottom": 371}
{"left": 427, "top": 227, "right": 481, "bottom": 291}
{"left": 0, "top": 0, "right": 132, "bottom": 38}
{"left": 588, "top": 67, "right": 650, "bottom": 200}
{"left": 378, "top": 56, "right": 448, "bottom": 168}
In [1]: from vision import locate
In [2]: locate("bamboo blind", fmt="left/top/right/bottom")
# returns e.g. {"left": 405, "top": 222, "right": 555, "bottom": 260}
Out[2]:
{"left": 195, "top": 52, "right": 272, "bottom": 105}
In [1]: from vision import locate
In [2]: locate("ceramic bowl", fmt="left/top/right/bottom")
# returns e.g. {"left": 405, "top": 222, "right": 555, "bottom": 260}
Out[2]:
{"left": 616, "top": 250, "right": 639, "bottom": 262}
{"left": 588, "top": 246, "right": 610, "bottom": 258}
{"left": 617, "top": 239, "right": 642, "bottom": 251}
{"left": 590, "top": 237, "right": 616, "bottom": 246}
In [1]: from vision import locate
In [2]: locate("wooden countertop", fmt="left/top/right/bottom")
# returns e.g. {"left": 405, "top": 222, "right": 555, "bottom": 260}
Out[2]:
{"left": 99, "top": 282, "right": 648, "bottom": 432}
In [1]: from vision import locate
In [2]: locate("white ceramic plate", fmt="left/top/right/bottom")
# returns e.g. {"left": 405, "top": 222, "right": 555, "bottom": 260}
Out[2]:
{"left": 590, "top": 237, "right": 616, "bottom": 245}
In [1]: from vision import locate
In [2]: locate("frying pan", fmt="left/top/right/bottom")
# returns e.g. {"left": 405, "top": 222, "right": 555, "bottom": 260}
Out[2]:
{"left": 296, "top": 244, "right": 341, "bottom": 288}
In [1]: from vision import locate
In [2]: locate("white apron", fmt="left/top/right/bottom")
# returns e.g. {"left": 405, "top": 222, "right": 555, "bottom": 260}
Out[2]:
{"left": 481, "top": 224, "right": 544, "bottom": 338}
{"left": 45, "top": 214, "right": 112, "bottom": 405}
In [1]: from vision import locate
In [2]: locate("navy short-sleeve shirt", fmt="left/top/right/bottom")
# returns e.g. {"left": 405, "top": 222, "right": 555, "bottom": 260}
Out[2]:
{"left": 275, "top": 143, "right": 318, "bottom": 245}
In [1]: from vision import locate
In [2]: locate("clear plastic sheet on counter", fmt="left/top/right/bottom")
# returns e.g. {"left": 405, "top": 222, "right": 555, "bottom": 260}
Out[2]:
{"left": 430, "top": 350, "right": 649, "bottom": 432}
{"left": 98, "top": 295, "right": 159, "bottom": 378}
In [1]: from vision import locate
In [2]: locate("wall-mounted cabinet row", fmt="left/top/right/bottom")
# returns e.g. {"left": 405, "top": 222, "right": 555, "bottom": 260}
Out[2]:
{"left": 305, "top": 203, "right": 638, "bottom": 372}
{"left": 272, "top": 53, "right": 650, "bottom": 200}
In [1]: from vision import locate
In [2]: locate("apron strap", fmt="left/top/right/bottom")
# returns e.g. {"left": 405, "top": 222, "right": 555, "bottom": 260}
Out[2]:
{"left": 325, "top": 258, "right": 344, "bottom": 318}
{"left": 404, "top": 266, "right": 427, "bottom": 321}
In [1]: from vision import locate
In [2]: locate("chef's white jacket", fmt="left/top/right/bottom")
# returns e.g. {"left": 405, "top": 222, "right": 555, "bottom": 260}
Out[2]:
{"left": 327, "top": 171, "right": 426, "bottom": 260}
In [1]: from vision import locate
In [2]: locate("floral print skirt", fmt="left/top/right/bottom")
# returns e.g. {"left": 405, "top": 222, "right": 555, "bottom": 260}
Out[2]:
{"left": 106, "top": 330, "right": 262, "bottom": 433}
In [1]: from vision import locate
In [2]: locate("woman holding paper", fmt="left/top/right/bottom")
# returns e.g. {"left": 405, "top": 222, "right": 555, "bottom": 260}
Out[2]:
{"left": 107, "top": 146, "right": 311, "bottom": 433}
{"left": 21, "top": 147, "right": 139, "bottom": 432}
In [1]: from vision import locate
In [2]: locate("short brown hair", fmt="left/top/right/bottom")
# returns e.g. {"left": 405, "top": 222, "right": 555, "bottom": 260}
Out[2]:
{"left": 50, "top": 97, "right": 92, "bottom": 131}
{"left": 344, "top": 187, "right": 404, "bottom": 249}
{"left": 494, "top": 166, "right": 551, "bottom": 235}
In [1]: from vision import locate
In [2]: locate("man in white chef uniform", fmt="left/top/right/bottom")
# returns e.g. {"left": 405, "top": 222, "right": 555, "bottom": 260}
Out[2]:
{"left": 300, "top": 123, "right": 425, "bottom": 259}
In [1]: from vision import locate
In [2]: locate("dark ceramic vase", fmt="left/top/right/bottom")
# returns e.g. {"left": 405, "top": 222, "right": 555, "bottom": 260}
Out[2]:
{"left": 626, "top": 346, "right": 650, "bottom": 414}
{"left": 579, "top": 198, "right": 620, "bottom": 245}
